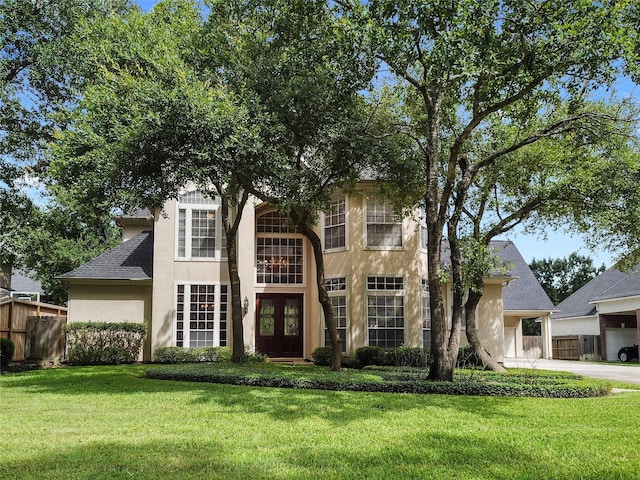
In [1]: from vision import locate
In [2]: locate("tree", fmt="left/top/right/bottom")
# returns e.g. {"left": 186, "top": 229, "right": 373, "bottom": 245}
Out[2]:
{"left": 340, "top": 0, "right": 640, "bottom": 380}
{"left": 1, "top": 0, "right": 131, "bottom": 296}
{"left": 530, "top": 253, "right": 606, "bottom": 305}
{"left": 49, "top": 0, "right": 268, "bottom": 362}
{"left": 201, "top": 0, "right": 382, "bottom": 370}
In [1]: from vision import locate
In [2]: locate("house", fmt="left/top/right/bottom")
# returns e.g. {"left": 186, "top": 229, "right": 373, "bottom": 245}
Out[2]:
{"left": 0, "top": 270, "right": 44, "bottom": 303}
{"left": 59, "top": 184, "right": 554, "bottom": 362}
{"left": 552, "top": 266, "right": 640, "bottom": 361}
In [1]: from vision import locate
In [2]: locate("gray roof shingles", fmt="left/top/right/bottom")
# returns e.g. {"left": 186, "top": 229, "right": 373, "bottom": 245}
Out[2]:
{"left": 58, "top": 231, "right": 153, "bottom": 281}
{"left": 492, "top": 240, "right": 555, "bottom": 312}
{"left": 553, "top": 266, "right": 640, "bottom": 319}
{"left": 441, "top": 240, "right": 554, "bottom": 312}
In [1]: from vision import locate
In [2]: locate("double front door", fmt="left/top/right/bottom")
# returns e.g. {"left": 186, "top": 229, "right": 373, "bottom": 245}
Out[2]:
{"left": 256, "top": 294, "right": 303, "bottom": 357}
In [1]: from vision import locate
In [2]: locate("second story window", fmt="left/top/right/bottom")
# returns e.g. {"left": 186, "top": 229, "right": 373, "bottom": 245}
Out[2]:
{"left": 324, "top": 195, "right": 346, "bottom": 250}
{"left": 256, "top": 210, "right": 304, "bottom": 284}
{"left": 366, "top": 197, "right": 402, "bottom": 248}
{"left": 176, "top": 190, "right": 226, "bottom": 260}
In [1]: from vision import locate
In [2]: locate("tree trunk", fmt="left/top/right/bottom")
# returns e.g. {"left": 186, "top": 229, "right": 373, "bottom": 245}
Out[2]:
{"left": 296, "top": 215, "right": 342, "bottom": 371}
{"left": 0, "top": 257, "right": 11, "bottom": 291}
{"left": 427, "top": 226, "right": 456, "bottom": 381}
{"left": 220, "top": 193, "right": 248, "bottom": 364}
{"left": 465, "top": 278, "right": 506, "bottom": 372}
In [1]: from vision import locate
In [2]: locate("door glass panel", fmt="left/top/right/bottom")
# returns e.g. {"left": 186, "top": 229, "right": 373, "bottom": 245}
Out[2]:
{"left": 284, "top": 299, "right": 300, "bottom": 336}
{"left": 259, "top": 299, "right": 275, "bottom": 336}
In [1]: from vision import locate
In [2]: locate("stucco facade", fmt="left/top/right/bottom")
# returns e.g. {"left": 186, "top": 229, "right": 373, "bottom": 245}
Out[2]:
{"left": 62, "top": 184, "right": 553, "bottom": 362}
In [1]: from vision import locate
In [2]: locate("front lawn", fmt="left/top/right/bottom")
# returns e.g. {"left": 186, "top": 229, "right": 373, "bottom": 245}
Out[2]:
{"left": 1, "top": 365, "right": 638, "bottom": 480}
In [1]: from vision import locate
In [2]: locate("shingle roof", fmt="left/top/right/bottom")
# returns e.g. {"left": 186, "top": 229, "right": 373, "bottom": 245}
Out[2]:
{"left": 492, "top": 240, "right": 555, "bottom": 312}
{"left": 58, "top": 231, "right": 153, "bottom": 281}
{"left": 552, "top": 266, "right": 640, "bottom": 319}
{"left": 10, "top": 271, "right": 43, "bottom": 294}
{"left": 441, "top": 240, "right": 554, "bottom": 312}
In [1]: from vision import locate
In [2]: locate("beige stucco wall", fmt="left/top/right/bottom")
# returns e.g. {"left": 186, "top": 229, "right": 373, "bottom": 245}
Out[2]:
{"left": 322, "top": 189, "right": 428, "bottom": 353}
{"left": 147, "top": 183, "right": 507, "bottom": 361}
{"left": 67, "top": 282, "right": 153, "bottom": 360}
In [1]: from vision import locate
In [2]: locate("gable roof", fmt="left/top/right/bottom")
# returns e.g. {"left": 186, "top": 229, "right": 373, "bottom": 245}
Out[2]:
{"left": 58, "top": 230, "right": 153, "bottom": 281}
{"left": 10, "top": 271, "right": 43, "bottom": 294}
{"left": 492, "top": 240, "right": 555, "bottom": 312}
{"left": 552, "top": 266, "right": 640, "bottom": 319}
{"left": 441, "top": 240, "right": 554, "bottom": 312}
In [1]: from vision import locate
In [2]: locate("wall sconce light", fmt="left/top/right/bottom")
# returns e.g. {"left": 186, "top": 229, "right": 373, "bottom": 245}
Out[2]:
{"left": 243, "top": 296, "right": 249, "bottom": 315}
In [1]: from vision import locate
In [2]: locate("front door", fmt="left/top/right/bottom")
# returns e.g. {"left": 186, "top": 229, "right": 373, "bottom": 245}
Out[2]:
{"left": 256, "top": 294, "right": 303, "bottom": 357}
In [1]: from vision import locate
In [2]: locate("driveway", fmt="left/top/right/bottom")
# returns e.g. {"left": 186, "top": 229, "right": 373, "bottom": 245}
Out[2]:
{"left": 504, "top": 358, "right": 640, "bottom": 385}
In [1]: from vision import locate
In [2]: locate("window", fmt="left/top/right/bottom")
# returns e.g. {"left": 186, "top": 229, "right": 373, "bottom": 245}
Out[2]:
{"left": 256, "top": 211, "right": 304, "bottom": 284}
{"left": 366, "top": 197, "right": 402, "bottom": 247}
{"left": 324, "top": 195, "right": 346, "bottom": 250}
{"left": 367, "top": 276, "right": 404, "bottom": 349}
{"left": 421, "top": 278, "right": 431, "bottom": 347}
{"left": 324, "top": 277, "right": 347, "bottom": 353}
{"left": 175, "top": 284, "right": 228, "bottom": 348}
{"left": 176, "top": 190, "right": 227, "bottom": 260}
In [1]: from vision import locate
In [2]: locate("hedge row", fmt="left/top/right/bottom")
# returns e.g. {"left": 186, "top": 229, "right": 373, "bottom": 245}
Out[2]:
{"left": 64, "top": 322, "right": 147, "bottom": 365}
{"left": 312, "top": 345, "right": 481, "bottom": 369}
{"left": 153, "top": 346, "right": 267, "bottom": 364}
{"left": 144, "top": 366, "right": 610, "bottom": 398}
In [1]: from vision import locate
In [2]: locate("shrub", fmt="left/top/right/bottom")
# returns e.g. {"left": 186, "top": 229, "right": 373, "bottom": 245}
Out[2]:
{"left": 355, "top": 346, "right": 387, "bottom": 366}
{"left": 64, "top": 322, "right": 147, "bottom": 365}
{"left": 388, "top": 346, "right": 429, "bottom": 367}
{"left": 311, "top": 346, "right": 332, "bottom": 366}
{"left": 457, "top": 345, "right": 483, "bottom": 368}
{"left": 153, "top": 346, "right": 263, "bottom": 364}
{"left": 0, "top": 338, "right": 15, "bottom": 367}
{"left": 340, "top": 354, "right": 361, "bottom": 369}
{"left": 245, "top": 351, "right": 267, "bottom": 363}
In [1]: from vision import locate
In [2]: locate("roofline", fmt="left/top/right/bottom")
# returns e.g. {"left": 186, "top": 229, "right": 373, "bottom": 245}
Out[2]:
{"left": 503, "top": 309, "right": 555, "bottom": 317}
{"left": 59, "top": 278, "right": 153, "bottom": 285}
{"left": 589, "top": 293, "right": 640, "bottom": 305}
{"left": 551, "top": 314, "right": 598, "bottom": 321}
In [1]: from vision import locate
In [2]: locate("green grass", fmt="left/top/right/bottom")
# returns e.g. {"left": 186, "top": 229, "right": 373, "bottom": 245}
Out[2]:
{"left": 1, "top": 365, "right": 639, "bottom": 480}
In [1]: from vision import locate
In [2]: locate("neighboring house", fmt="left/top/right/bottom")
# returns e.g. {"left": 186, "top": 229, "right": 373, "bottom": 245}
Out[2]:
{"left": 59, "top": 183, "right": 554, "bottom": 362}
{"left": 0, "top": 270, "right": 44, "bottom": 303}
{"left": 552, "top": 267, "right": 640, "bottom": 361}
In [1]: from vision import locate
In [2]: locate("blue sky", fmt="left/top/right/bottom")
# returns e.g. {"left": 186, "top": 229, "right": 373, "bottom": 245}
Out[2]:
{"left": 132, "top": 0, "right": 636, "bottom": 268}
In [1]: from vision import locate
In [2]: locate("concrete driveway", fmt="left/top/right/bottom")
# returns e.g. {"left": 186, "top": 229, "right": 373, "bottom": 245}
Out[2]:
{"left": 504, "top": 358, "right": 640, "bottom": 385}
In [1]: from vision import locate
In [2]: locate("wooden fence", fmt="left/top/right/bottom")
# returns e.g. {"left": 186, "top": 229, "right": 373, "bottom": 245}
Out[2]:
{"left": 552, "top": 335, "right": 600, "bottom": 360}
{"left": 0, "top": 297, "right": 67, "bottom": 362}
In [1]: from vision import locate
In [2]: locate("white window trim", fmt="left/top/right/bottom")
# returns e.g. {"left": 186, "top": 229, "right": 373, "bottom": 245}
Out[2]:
{"left": 174, "top": 281, "right": 229, "bottom": 348}
{"left": 254, "top": 232, "right": 307, "bottom": 287}
{"left": 322, "top": 194, "right": 348, "bottom": 252}
{"left": 363, "top": 196, "right": 405, "bottom": 251}
{"left": 419, "top": 205, "right": 428, "bottom": 253}
{"left": 323, "top": 275, "right": 349, "bottom": 353}
{"left": 365, "top": 274, "right": 406, "bottom": 348}
{"left": 174, "top": 193, "right": 226, "bottom": 261}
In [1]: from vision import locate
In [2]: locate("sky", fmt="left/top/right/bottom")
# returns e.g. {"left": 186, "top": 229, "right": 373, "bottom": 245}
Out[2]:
{"left": 129, "top": 0, "right": 635, "bottom": 268}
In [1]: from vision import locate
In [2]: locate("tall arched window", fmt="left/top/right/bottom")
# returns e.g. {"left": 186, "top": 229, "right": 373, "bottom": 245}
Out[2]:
{"left": 256, "top": 211, "right": 304, "bottom": 284}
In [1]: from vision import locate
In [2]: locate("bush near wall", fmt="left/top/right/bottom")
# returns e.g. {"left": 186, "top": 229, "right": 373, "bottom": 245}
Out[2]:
{"left": 0, "top": 338, "right": 15, "bottom": 367}
{"left": 153, "top": 346, "right": 266, "bottom": 364}
{"left": 64, "top": 322, "right": 147, "bottom": 365}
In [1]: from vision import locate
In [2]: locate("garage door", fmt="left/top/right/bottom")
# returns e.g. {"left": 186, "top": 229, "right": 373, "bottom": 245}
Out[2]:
{"left": 605, "top": 329, "right": 638, "bottom": 361}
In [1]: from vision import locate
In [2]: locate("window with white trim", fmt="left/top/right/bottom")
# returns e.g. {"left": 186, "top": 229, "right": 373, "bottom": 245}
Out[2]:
{"left": 324, "top": 195, "right": 346, "bottom": 250}
{"left": 176, "top": 190, "right": 227, "bottom": 260}
{"left": 366, "top": 276, "right": 404, "bottom": 349}
{"left": 421, "top": 278, "right": 431, "bottom": 347}
{"left": 366, "top": 197, "right": 402, "bottom": 247}
{"left": 256, "top": 210, "right": 304, "bottom": 284}
{"left": 324, "top": 277, "right": 347, "bottom": 353}
{"left": 175, "top": 283, "right": 228, "bottom": 348}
